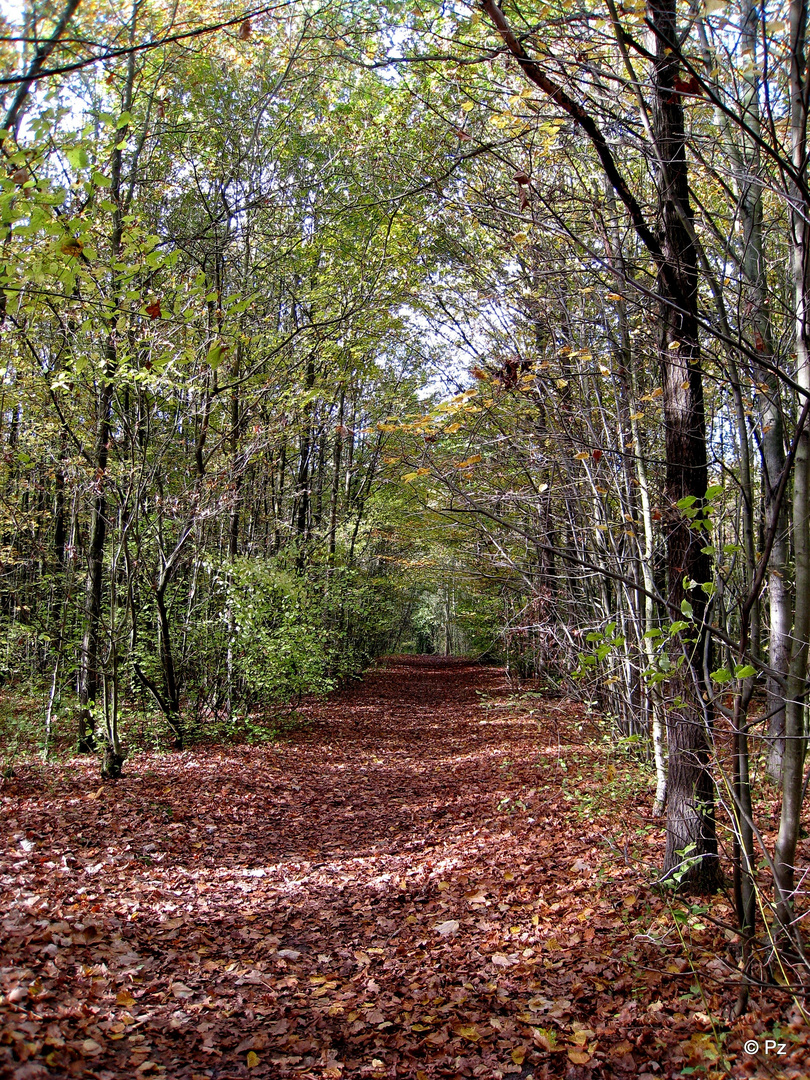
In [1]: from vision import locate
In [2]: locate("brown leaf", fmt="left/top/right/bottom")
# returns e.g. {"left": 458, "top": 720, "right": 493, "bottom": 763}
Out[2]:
{"left": 567, "top": 1048, "right": 592, "bottom": 1064}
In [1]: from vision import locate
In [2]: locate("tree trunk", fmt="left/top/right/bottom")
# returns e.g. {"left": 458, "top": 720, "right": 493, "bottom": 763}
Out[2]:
{"left": 774, "top": 0, "right": 810, "bottom": 934}
{"left": 77, "top": 3, "right": 136, "bottom": 761}
{"left": 650, "top": 0, "right": 719, "bottom": 892}
{"left": 77, "top": 375, "right": 113, "bottom": 753}
{"left": 481, "top": 0, "right": 718, "bottom": 887}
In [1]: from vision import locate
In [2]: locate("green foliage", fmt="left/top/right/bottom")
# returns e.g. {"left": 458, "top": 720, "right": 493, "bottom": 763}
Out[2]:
{"left": 225, "top": 560, "right": 338, "bottom": 703}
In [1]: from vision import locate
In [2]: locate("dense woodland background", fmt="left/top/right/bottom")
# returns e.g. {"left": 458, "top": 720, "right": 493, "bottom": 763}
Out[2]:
{"left": 1, "top": 0, "right": 809, "bottom": 993}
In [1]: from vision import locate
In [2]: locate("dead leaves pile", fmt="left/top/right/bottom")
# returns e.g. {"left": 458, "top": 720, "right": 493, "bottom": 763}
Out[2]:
{"left": 2, "top": 656, "right": 808, "bottom": 1078}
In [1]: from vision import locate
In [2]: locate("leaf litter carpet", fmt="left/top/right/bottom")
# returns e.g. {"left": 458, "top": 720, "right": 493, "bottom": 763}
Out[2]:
{"left": 1, "top": 657, "right": 807, "bottom": 1079}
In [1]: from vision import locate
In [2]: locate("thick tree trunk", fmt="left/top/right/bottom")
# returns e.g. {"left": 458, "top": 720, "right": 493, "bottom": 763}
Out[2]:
{"left": 650, "top": 0, "right": 719, "bottom": 892}
{"left": 481, "top": 0, "right": 718, "bottom": 885}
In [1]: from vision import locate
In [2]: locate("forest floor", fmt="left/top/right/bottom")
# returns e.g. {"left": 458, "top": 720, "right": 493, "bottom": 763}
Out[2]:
{"left": 1, "top": 656, "right": 808, "bottom": 1080}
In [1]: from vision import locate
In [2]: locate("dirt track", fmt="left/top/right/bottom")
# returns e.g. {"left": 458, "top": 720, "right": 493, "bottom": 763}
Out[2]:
{"left": 1, "top": 657, "right": 805, "bottom": 1078}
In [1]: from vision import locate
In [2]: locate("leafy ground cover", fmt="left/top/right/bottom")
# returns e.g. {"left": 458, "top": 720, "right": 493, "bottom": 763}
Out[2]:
{"left": 1, "top": 657, "right": 807, "bottom": 1079}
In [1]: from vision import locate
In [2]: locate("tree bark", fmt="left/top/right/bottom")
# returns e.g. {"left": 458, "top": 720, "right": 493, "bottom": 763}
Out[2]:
{"left": 649, "top": 0, "right": 719, "bottom": 891}
{"left": 76, "top": 2, "right": 136, "bottom": 766}
{"left": 774, "top": 0, "right": 810, "bottom": 934}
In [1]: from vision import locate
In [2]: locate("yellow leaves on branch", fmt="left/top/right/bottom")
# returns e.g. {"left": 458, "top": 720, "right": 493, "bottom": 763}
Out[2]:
{"left": 401, "top": 468, "right": 430, "bottom": 482}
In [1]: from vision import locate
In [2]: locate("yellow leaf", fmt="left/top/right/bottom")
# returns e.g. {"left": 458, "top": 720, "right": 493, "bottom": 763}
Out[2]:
{"left": 116, "top": 990, "right": 136, "bottom": 1008}
{"left": 574, "top": 452, "right": 590, "bottom": 460}
{"left": 467, "top": 454, "right": 482, "bottom": 464}
{"left": 630, "top": 411, "right": 644, "bottom": 420}
{"left": 511, "top": 1046, "right": 527, "bottom": 1065}
{"left": 247, "top": 1051, "right": 260, "bottom": 1068}
{"left": 60, "top": 238, "right": 84, "bottom": 258}
{"left": 567, "top": 1048, "right": 592, "bottom": 1064}
{"left": 668, "top": 340, "right": 681, "bottom": 349}
{"left": 510, "top": 925, "right": 520, "bottom": 934}
{"left": 512, "top": 231, "right": 529, "bottom": 244}
{"left": 455, "top": 1024, "right": 481, "bottom": 1041}
{"left": 652, "top": 387, "right": 664, "bottom": 397}
{"left": 504, "top": 870, "right": 515, "bottom": 881}
{"left": 401, "top": 472, "right": 418, "bottom": 482}
{"left": 556, "top": 379, "right": 568, "bottom": 389}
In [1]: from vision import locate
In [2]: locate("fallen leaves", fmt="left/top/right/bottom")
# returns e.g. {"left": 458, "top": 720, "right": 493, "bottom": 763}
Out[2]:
{"left": 2, "top": 656, "right": 808, "bottom": 1077}
{"left": 435, "top": 919, "right": 459, "bottom": 936}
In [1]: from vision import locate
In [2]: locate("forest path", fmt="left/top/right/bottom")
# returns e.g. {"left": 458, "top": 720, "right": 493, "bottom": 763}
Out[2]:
{"left": 1, "top": 658, "right": 765, "bottom": 1078}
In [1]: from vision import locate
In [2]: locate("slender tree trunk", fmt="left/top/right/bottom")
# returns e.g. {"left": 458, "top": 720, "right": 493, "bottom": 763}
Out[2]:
{"left": 156, "top": 585, "right": 183, "bottom": 747}
{"left": 77, "top": 367, "right": 113, "bottom": 752}
{"left": 329, "top": 390, "right": 345, "bottom": 561}
{"left": 774, "top": 0, "right": 810, "bottom": 933}
{"left": 294, "top": 355, "right": 316, "bottom": 566}
{"left": 77, "top": 5, "right": 135, "bottom": 769}
{"left": 729, "top": 0, "right": 791, "bottom": 784}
